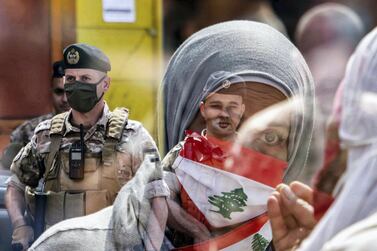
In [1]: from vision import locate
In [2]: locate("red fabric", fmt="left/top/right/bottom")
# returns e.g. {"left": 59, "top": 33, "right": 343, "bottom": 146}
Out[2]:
{"left": 313, "top": 120, "right": 342, "bottom": 220}
{"left": 178, "top": 131, "right": 287, "bottom": 228}
{"left": 173, "top": 214, "right": 269, "bottom": 251}
{"left": 313, "top": 189, "right": 335, "bottom": 221}
{"left": 229, "top": 146, "right": 287, "bottom": 187}
{"left": 311, "top": 81, "right": 344, "bottom": 219}
{"left": 313, "top": 122, "right": 341, "bottom": 189}
{"left": 179, "top": 131, "right": 287, "bottom": 186}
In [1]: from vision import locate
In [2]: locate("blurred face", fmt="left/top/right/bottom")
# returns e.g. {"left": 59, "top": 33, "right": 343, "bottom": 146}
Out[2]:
{"left": 51, "top": 77, "right": 70, "bottom": 113}
{"left": 200, "top": 93, "right": 245, "bottom": 141}
{"left": 236, "top": 100, "right": 291, "bottom": 161}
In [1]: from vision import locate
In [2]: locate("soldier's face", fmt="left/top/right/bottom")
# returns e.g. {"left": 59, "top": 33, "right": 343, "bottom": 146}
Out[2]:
{"left": 189, "top": 82, "right": 289, "bottom": 160}
{"left": 52, "top": 77, "right": 70, "bottom": 113}
{"left": 64, "top": 68, "right": 110, "bottom": 97}
{"left": 200, "top": 93, "right": 245, "bottom": 141}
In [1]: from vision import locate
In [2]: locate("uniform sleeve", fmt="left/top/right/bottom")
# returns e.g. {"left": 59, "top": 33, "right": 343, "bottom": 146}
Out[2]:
{"left": 10, "top": 120, "right": 51, "bottom": 188}
{"left": 9, "top": 121, "right": 30, "bottom": 145}
{"left": 10, "top": 141, "right": 41, "bottom": 188}
{"left": 6, "top": 174, "right": 26, "bottom": 192}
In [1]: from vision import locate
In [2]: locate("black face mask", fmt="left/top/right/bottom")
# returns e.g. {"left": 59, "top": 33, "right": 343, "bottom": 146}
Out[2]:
{"left": 64, "top": 76, "right": 106, "bottom": 113}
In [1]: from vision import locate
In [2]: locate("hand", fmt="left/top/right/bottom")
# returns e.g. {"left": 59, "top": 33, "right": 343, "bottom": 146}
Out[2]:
{"left": 145, "top": 197, "right": 168, "bottom": 251}
{"left": 11, "top": 225, "right": 34, "bottom": 251}
{"left": 193, "top": 229, "right": 211, "bottom": 244}
{"left": 267, "top": 182, "right": 317, "bottom": 251}
{"left": 166, "top": 199, "right": 211, "bottom": 243}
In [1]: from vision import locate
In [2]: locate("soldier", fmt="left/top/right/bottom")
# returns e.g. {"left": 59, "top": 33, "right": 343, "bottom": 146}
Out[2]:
{"left": 5, "top": 43, "right": 166, "bottom": 251}
{"left": 0, "top": 61, "right": 69, "bottom": 171}
{"left": 10, "top": 60, "right": 69, "bottom": 146}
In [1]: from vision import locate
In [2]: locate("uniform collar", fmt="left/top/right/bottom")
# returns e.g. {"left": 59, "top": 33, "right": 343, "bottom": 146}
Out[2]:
{"left": 64, "top": 102, "right": 110, "bottom": 140}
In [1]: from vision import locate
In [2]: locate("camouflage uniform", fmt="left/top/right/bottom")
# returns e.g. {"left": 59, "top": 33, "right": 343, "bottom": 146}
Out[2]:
{"left": 10, "top": 113, "right": 54, "bottom": 146}
{"left": 8, "top": 103, "right": 168, "bottom": 227}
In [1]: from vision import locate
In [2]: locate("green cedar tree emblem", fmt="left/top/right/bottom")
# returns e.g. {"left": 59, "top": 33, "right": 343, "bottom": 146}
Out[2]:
{"left": 208, "top": 188, "right": 248, "bottom": 219}
{"left": 251, "top": 233, "right": 269, "bottom": 251}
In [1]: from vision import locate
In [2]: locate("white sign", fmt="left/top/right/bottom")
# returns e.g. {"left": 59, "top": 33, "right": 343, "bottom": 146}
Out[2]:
{"left": 102, "top": 0, "right": 136, "bottom": 23}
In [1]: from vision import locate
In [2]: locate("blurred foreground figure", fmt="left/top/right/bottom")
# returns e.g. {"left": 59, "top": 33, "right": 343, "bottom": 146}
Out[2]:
{"left": 295, "top": 3, "right": 364, "bottom": 119}
{"left": 294, "top": 3, "right": 364, "bottom": 185}
{"left": 268, "top": 27, "right": 377, "bottom": 251}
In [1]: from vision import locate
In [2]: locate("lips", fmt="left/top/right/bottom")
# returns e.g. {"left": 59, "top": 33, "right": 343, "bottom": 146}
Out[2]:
{"left": 218, "top": 121, "right": 230, "bottom": 128}
{"left": 60, "top": 104, "right": 71, "bottom": 112}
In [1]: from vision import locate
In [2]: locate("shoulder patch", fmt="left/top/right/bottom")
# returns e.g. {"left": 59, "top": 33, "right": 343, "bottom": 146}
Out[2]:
{"left": 34, "top": 119, "right": 52, "bottom": 135}
{"left": 50, "top": 112, "right": 69, "bottom": 135}
{"left": 106, "top": 107, "right": 129, "bottom": 140}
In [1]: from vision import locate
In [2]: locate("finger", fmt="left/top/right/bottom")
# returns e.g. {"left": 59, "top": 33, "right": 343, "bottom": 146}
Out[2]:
{"left": 273, "top": 228, "right": 304, "bottom": 251}
{"left": 281, "top": 186, "right": 317, "bottom": 229}
{"left": 279, "top": 200, "right": 299, "bottom": 229}
{"left": 267, "top": 194, "right": 288, "bottom": 242}
{"left": 290, "top": 181, "right": 313, "bottom": 205}
{"left": 275, "top": 184, "right": 298, "bottom": 229}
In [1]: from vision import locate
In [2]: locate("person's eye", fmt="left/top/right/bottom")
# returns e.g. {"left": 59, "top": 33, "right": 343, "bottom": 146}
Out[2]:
{"left": 65, "top": 76, "right": 75, "bottom": 83}
{"left": 229, "top": 105, "right": 239, "bottom": 110}
{"left": 261, "top": 131, "right": 283, "bottom": 146}
{"left": 210, "top": 104, "right": 222, "bottom": 109}
{"left": 82, "top": 76, "right": 91, "bottom": 82}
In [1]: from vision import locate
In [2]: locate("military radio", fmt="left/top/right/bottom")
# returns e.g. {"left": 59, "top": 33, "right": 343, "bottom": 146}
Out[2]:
{"left": 69, "top": 124, "right": 85, "bottom": 179}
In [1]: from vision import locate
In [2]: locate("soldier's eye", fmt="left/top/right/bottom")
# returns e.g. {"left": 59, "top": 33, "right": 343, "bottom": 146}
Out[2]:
{"left": 65, "top": 76, "right": 75, "bottom": 83}
{"left": 208, "top": 104, "right": 222, "bottom": 110}
{"left": 82, "top": 76, "right": 91, "bottom": 81}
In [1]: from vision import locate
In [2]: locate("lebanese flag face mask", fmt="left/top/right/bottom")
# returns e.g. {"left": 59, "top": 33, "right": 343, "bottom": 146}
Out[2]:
{"left": 172, "top": 131, "right": 287, "bottom": 250}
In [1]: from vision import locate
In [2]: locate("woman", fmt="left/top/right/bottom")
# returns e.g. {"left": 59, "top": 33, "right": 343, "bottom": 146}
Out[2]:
{"left": 300, "top": 26, "right": 377, "bottom": 251}
{"left": 159, "top": 20, "right": 315, "bottom": 250}
{"left": 267, "top": 27, "right": 377, "bottom": 251}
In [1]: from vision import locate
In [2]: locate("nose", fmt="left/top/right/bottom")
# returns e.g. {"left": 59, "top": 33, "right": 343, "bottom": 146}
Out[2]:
{"left": 219, "top": 108, "right": 230, "bottom": 117}
{"left": 62, "top": 92, "right": 68, "bottom": 102}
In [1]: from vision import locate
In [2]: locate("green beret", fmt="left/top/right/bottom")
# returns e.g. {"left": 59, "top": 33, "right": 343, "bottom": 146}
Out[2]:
{"left": 52, "top": 60, "right": 65, "bottom": 78}
{"left": 63, "top": 43, "right": 111, "bottom": 72}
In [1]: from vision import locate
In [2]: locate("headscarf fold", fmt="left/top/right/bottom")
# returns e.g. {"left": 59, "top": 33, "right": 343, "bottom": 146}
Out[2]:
{"left": 159, "top": 20, "right": 315, "bottom": 182}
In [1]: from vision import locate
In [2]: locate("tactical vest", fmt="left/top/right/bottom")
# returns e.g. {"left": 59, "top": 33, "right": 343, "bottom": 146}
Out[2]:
{"left": 26, "top": 107, "right": 129, "bottom": 228}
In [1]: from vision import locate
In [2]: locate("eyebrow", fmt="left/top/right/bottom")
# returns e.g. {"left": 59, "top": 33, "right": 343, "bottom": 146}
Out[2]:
{"left": 228, "top": 101, "right": 241, "bottom": 105}
{"left": 207, "top": 100, "right": 241, "bottom": 105}
{"left": 66, "top": 74, "right": 94, "bottom": 79}
{"left": 207, "top": 100, "right": 222, "bottom": 105}
{"left": 81, "top": 74, "right": 93, "bottom": 78}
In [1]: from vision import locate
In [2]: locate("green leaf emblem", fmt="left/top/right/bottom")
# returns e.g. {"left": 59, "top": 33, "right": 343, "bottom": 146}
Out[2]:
{"left": 251, "top": 233, "right": 269, "bottom": 251}
{"left": 208, "top": 188, "right": 248, "bottom": 219}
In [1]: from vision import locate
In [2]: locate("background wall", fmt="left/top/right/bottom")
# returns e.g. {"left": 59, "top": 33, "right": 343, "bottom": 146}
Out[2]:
{"left": 76, "top": 0, "right": 163, "bottom": 136}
